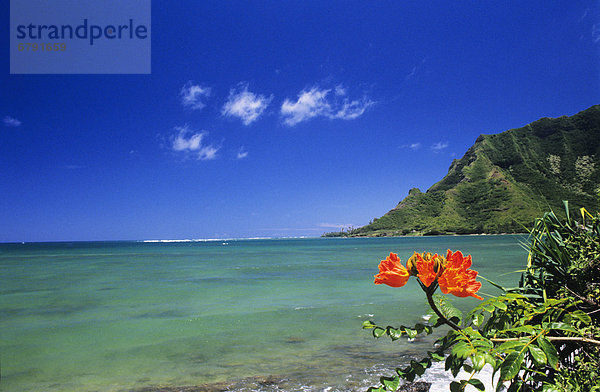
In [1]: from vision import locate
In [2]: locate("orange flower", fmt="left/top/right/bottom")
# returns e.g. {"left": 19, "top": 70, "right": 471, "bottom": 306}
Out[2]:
{"left": 415, "top": 252, "right": 439, "bottom": 287}
{"left": 374, "top": 252, "right": 410, "bottom": 287}
{"left": 437, "top": 250, "right": 483, "bottom": 300}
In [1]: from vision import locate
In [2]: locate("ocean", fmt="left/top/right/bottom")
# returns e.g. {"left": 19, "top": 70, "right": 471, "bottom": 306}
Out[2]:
{"left": 0, "top": 235, "right": 527, "bottom": 392}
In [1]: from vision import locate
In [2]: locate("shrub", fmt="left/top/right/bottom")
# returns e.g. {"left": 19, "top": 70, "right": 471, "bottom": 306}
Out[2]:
{"left": 364, "top": 201, "right": 600, "bottom": 391}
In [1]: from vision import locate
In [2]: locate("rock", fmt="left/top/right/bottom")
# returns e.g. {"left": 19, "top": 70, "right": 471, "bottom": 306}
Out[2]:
{"left": 257, "top": 375, "right": 279, "bottom": 386}
{"left": 398, "top": 381, "right": 431, "bottom": 392}
{"left": 285, "top": 336, "right": 305, "bottom": 344}
{"left": 134, "top": 383, "right": 229, "bottom": 392}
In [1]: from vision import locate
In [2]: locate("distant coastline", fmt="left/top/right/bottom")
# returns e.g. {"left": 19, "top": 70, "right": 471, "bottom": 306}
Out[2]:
{"left": 322, "top": 230, "right": 527, "bottom": 238}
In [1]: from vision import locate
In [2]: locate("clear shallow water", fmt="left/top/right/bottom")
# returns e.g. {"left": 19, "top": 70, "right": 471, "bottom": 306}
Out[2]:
{"left": 0, "top": 236, "right": 527, "bottom": 392}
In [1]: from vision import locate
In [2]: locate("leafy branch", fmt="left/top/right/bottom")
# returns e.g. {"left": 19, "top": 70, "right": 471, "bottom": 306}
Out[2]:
{"left": 364, "top": 202, "right": 600, "bottom": 391}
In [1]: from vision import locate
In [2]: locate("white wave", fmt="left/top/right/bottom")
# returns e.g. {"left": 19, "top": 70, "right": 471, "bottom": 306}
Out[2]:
{"left": 421, "top": 361, "right": 504, "bottom": 392}
{"left": 140, "top": 236, "right": 276, "bottom": 243}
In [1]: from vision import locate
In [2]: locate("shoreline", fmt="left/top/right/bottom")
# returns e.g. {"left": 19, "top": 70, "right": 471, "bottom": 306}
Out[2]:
{"left": 1, "top": 232, "right": 527, "bottom": 245}
{"left": 108, "top": 358, "right": 498, "bottom": 392}
{"left": 324, "top": 232, "right": 527, "bottom": 239}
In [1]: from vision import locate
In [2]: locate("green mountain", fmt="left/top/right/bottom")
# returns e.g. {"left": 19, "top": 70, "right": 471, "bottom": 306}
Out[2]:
{"left": 350, "top": 105, "right": 600, "bottom": 237}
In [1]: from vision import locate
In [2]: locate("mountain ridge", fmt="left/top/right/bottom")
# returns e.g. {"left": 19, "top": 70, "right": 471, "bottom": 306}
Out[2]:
{"left": 342, "top": 105, "right": 600, "bottom": 237}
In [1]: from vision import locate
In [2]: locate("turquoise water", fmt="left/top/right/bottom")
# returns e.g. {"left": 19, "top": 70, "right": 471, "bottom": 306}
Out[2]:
{"left": 0, "top": 236, "right": 527, "bottom": 391}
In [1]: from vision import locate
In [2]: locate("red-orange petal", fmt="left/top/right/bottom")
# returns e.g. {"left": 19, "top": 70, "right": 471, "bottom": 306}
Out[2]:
{"left": 415, "top": 252, "right": 438, "bottom": 287}
{"left": 438, "top": 250, "right": 483, "bottom": 300}
{"left": 374, "top": 252, "right": 410, "bottom": 287}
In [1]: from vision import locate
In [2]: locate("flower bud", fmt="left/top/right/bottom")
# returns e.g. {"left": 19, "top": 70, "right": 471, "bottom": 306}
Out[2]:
{"left": 432, "top": 254, "right": 446, "bottom": 275}
{"left": 406, "top": 252, "right": 420, "bottom": 276}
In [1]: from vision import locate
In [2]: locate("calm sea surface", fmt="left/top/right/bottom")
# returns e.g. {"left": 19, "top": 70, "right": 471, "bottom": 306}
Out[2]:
{"left": 0, "top": 236, "right": 527, "bottom": 392}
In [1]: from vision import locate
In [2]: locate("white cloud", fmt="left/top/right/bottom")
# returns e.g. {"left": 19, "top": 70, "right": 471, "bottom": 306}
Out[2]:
{"left": 399, "top": 142, "right": 422, "bottom": 150}
{"left": 405, "top": 57, "right": 427, "bottom": 80}
{"left": 198, "top": 146, "right": 219, "bottom": 160}
{"left": 236, "top": 147, "right": 249, "bottom": 159}
{"left": 281, "top": 87, "right": 332, "bottom": 126}
{"left": 332, "top": 98, "right": 373, "bottom": 120}
{"left": 580, "top": 8, "right": 590, "bottom": 22}
{"left": 431, "top": 141, "right": 449, "bottom": 151}
{"left": 334, "top": 84, "right": 347, "bottom": 96}
{"left": 180, "top": 82, "right": 211, "bottom": 110}
{"left": 170, "top": 125, "right": 219, "bottom": 160}
{"left": 593, "top": 24, "right": 600, "bottom": 43}
{"left": 222, "top": 83, "right": 272, "bottom": 125}
{"left": 3, "top": 116, "right": 22, "bottom": 127}
{"left": 281, "top": 85, "right": 373, "bottom": 126}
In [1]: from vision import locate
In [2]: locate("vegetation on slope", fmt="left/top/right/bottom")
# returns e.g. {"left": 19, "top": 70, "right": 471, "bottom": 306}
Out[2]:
{"left": 347, "top": 105, "right": 600, "bottom": 236}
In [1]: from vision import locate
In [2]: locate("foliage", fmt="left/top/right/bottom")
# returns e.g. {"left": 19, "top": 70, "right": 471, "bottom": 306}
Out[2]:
{"left": 364, "top": 203, "right": 600, "bottom": 391}
{"left": 322, "top": 225, "right": 356, "bottom": 237}
{"left": 352, "top": 105, "right": 600, "bottom": 237}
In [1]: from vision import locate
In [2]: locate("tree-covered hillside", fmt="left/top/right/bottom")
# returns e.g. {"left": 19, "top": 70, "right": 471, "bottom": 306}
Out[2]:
{"left": 348, "top": 105, "right": 600, "bottom": 236}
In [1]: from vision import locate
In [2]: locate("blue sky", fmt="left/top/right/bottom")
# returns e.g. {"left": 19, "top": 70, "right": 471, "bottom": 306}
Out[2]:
{"left": 2, "top": 1, "right": 600, "bottom": 242}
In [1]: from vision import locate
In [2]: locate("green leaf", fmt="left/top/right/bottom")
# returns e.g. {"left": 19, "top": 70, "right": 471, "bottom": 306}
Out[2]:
{"left": 445, "top": 355, "right": 452, "bottom": 371}
{"left": 373, "top": 327, "right": 386, "bottom": 338}
{"left": 419, "top": 358, "right": 432, "bottom": 369}
{"left": 484, "top": 352, "right": 496, "bottom": 368}
{"left": 403, "top": 367, "right": 416, "bottom": 382}
{"left": 449, "top": 381, "right": 462, "bottom": 392}
{"left": 528, "top": 345, "right": 547, "bottom": 366}
{"left": 500, "top": 351, "right": 525, "bottom": 381}
{"left": 463, "top": 327, "right": 482, "bottom": 338}
{"left": 472, "top": 352, "right": 486, "bottom": 371}
{"left": 395, "top": 367, "right": 407, "bottom": 379}
{"left": 388, "top": 327, "right": 402, "bottom": 341}
{"left": 431, "top": 294, "right": 463, "bottom": 325}
{"left": 428, "top": 314, "right": 439, "bottom": 326}
{"left": 492, "top": 301, "right": 508, "bottom": 311}
{"left": 452, "top": 341, "right": 474, "bottom": 359}
{"left": 497, "top": 340, "right": 526, "bottom": 352}
{"left": 380, "top": 376, "right": 399, "bottom": 391}
{"left": 362, "top": 320, "right": 377, "bottom": 329}
{"left": 537, "top": 336, "right": 558, "bottom": 369}
{"left": 472, "top": 313, "right": 485, "bottom": 327}
{"left": 429, "top": 351, "right": 445, "bottom": 361}
{"left": 495, "top": 378, "right": 504, "bottom": 392}
{"left": 542, "top": 322, "right": 578, "bottom": 334}
{"left": 570, "top": 309, "right": 592, "bottom": 324}
{"left": 508, "top": 325, "right": 538, "bottom": 334}
{"left": 541, "top": 384, "right": 561, "bottom": 392}
{"left": 445, "top": 355, "right": 464, "bottom": 377}
{"left": 478, "top": 275, "right": 507, "bottom": 292}
{"left": 405, "top": 328, "right": 418, "bottom": 339}
{"left": 467, "top": 378, "right": 486, "bottom": 391}
{"left": 472, "top": 339, "right": 493, "bottom": 350}
{"left": 367, "top": 387, "right": 386, "bottom": 392}
{"left": 410, "top": 360, "right": 426, "bottom": 376}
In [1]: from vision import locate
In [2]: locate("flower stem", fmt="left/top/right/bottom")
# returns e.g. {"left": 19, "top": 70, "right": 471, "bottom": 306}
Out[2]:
{"left": 423, "top": 283, "right": 462, "bottom": 331}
